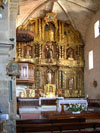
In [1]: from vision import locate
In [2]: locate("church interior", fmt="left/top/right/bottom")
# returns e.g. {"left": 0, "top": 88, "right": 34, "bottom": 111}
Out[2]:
{"left": 1, "top": 0, "right": 100, "bottom": 132}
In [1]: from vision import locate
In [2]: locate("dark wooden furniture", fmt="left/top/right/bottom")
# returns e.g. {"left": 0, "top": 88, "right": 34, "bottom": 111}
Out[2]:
{"left": 17, "top": 97, "right": 39, "bottom": 114}
{"left": 16, "top": 117, "right": 85, "bottom": 133}
{"left": 16, "top": 118, "right": 100, "bottom": 133}
{"left": 16, "top": 111, "right": 100, "bottom": 133}
{"left": 88, "top": 99, "right": 100, "bottom": 108}
{"left": 41, "top": 99, "right": 56, "bottom": 105}
{"left": 42, "top": 110, "right": 100, "bottom": 119}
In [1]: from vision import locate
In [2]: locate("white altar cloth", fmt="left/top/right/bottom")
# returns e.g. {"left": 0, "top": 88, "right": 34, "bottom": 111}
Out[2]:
{"left": 39, "top": 97, "right": 64, "bottom": 106}
{"left": 18, "top": 98, "right": 38, "bottom": 101}
{"left": 56, "top": 98, "right": 88, "bottom": 112}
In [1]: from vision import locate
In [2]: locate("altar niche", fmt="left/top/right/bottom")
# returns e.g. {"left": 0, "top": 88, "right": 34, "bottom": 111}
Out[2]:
{"left": 44, "top": 84, "right": 56, "bottom": 98}
{"left": 46, "top": 69, "right": 55, "bottom": 84}
{"left": 47, "top": 70, "right": 52, "bottom": 84}
{"left": 66, "top": 48, "right": 74, "bottom": 60}
{"left": 24, "top": 45, "right": 33, "bottom": 58}
{"left": 45, "top": 44, "right": 54, "bottom": 63}
{"left": 45, "top": 22, "right": 56, "bottom": 42}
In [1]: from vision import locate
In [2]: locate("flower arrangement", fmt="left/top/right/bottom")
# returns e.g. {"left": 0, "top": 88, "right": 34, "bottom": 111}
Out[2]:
{"left": 66, "top": 103, "right": 85, "bottom": 112}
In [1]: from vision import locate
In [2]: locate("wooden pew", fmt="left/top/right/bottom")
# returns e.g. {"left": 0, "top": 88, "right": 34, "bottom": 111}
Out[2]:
{"left": 16, "top": 111, "right": 100, "bottom": 133}
{"left": 88, "top": 99, "right": 100, "bottom": 108}
{"left": 16, "top": 117, "right": 85, "bottom": 133}
{"left": 16, "top": 119, "right": 100, "bottom": 133}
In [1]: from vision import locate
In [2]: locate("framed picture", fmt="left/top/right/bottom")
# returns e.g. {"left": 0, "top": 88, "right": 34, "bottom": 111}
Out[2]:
{"left": 6, "top": 61, "right": 20, "bottom": 76}
{"left": 44, "top": 84, "right": 56, "bottom": 97}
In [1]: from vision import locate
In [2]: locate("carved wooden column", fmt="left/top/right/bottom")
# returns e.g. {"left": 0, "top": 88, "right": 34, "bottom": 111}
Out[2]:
{"left": 39, "top": 19, "right": 42, "bottom": 41}
{"left": 62, "top": 22, "right": 64, "bottom": 40}
{"left": 59, "top": 21, "right": 61, "bottom": 42}
{"left": 58, "top": 46, "right": 61, "bottom": 59}
{"left": 58, "top": 70, "right": 61, "bottom": 89}
{"left": 39, "top": 44, "right": 42, "bottom": 58}
{"left": 35, "top": 67, "right": 40, "bottom": 89}
{"left": 35, "top": 19, "right": 38, "bottom": 41}
{"left": 61, "top": 46, "right": 64, "bottom": 59}
{"left": 58, "top": 69, "right": 63, "bottom": 89}
{"left": 17, "top": 43, "right": 22, "bottom": 59}
{"left": 36, "top": 19, "right": 39, "bottom": 41}
{"left": 42, "top": 19, "right": 44, "bottom": 41}
{"left": 55, "top": 21, "right": 58, "bottom": 42}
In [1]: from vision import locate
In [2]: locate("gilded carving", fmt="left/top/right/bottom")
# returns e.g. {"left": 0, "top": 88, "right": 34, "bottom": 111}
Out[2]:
{"left": 44, "top": 84, "right": 56, "bottom": 98}
{"left": 16, "top": 12, "right": 84, "bottom": 98}
{"left": 19, "top": 87, "right": 35, "bottom": 98}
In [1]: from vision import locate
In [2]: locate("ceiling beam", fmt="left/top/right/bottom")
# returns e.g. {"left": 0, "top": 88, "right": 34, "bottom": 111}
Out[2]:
{"left": 67, "top": 0, "right": 96, "bottom": 13}
{"left": 22, "top": 0, "right": 53, "bottom": 25}
{"left": 57, "top": 1, "right": 78, "bottom": 30}
{"left": 51, "top": 1, "right": 54, "bottom": 12}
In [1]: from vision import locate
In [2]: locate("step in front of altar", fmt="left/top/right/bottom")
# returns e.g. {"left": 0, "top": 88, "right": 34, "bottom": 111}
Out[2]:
{"left": 19, "top": 105, "right": 56, "bottom": 113}
{"left": 19, "top": 107, "right": 41, "bottom": 113}
{"left": 41, "top": 105, "right": 56, "bottom": 111}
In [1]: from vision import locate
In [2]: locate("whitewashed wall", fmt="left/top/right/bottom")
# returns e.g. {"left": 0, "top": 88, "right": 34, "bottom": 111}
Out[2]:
{"left": 84, "top": 10, "right": 100, "bottom": 99}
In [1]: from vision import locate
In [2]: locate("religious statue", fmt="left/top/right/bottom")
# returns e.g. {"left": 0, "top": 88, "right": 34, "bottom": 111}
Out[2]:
{"left": 45, "top": 22, "right": 55, "bottom": 41}
{"left": 44, "top": 84, "right": 56, "bottom": 98}
{"left": 17, "top": 48, "right": 22, "bottom": 58}
{"left": 49, "top": 23, "right": 55, "bottom": 41}
{"left": 66, "top": 48, "right": 74, "bottom": 59}
{"left": 68, "top": 78, "right": 73, "bottom": 89}
{"left": 46, "top": 45, "right": 53, "bottom": 63}
{"left": 47, "top": 70, "right": 52, "bottom": 84}
{"left": 19, "top": 87, "right": 35, "bottom": 98}
{"left": 49, "top": 86, "right": 53, "bottom": 92}
{"left": 24, "top": 45, "right": 32, "bottom": 58}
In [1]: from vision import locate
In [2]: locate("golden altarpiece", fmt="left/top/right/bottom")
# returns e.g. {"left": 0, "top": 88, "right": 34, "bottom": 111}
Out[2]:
{"left": 16, "top": 12, "right": 84, "bottom": 98}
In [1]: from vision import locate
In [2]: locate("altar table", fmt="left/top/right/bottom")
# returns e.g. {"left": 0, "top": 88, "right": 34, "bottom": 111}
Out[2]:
{"left": 18, "top": 98, "right": 39, "bottom": 106}
{"left": 56, "top": 98, "right": 88, "bottom": 112}
{"left": 39, "top": 97, "right": 64, "bottom": 106}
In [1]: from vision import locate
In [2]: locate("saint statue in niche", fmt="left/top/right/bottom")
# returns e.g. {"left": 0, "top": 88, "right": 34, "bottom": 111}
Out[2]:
{"left": 68, "top": 78, "right": 74, "bottom": 96}
{"left": 45, "top": 22, "right": 55, "bottom": 41}
{"left": 68, "top": 78, "right": 73, "bottom": 89}
{"left": 24, "top": 45, "right": 32, "bottom": 58}
{"left": 17, "top": 48, "right": 22, "bottom": 58}
{"left": 46, "top": 45, "right": 54, "bottom": 62}
{"left": 47, "top": 70, "right": 52, "bottom": 84}
{"left": 66, "top": 48, "right": 74, "bottom": 59}
{"left": 49, "top": 86, "right": 53, "bottom": 92}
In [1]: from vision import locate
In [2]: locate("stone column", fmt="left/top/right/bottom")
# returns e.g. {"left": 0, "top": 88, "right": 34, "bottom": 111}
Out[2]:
{"left": 0, "top": 1, "right": 18, "bottom": 133}
{"left": 8, "top": 1, "right": 18, "bottom": 132}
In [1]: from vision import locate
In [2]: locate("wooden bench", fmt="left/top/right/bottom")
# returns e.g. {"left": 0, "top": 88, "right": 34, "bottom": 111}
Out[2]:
{"left": 16, "top": 117, "right": 86, "bottom": 133}
{"left": 16, "top": 111, "right": 100, "bottom": 133}
{"left": 16, "top": 119, "right": 100, "bottom": 133}
{"left": 88, "top": 99, "right": 100, "bottom": 108}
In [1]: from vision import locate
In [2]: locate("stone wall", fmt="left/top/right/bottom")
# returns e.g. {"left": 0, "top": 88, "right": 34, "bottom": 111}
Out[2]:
{"left": 0, "top": 1, "right": 18, "bottom": 133}
{"left": 84, "top": 10, "right": 100, "bottom": 99}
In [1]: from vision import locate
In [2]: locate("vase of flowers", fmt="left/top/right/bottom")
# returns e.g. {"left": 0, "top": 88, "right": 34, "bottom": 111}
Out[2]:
{"left": 66, "top": 103, "right": 85, "bottom": 114}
